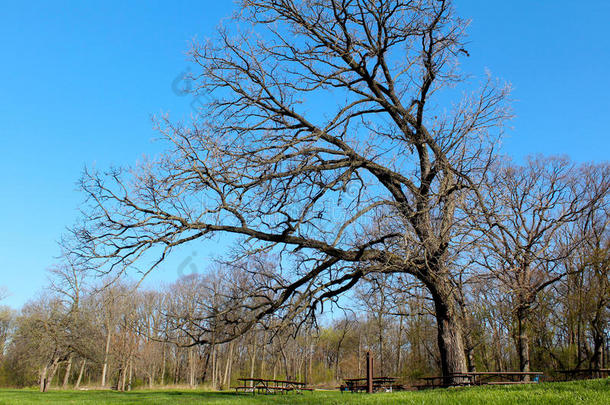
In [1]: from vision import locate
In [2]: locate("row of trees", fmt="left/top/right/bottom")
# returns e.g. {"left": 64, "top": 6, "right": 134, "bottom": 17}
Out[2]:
{"left": 0, "top": 213, "right": 607, "bottom": 390}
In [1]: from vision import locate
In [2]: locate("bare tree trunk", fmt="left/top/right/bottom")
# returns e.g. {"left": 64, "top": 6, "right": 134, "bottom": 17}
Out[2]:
{"left": 516, "top": 309, "right": 531, "bottom": 381}
{"left": 62, "top": 355, "right": 73, "bottom": 389}
{"left": 378, "top": 321, "right": 384, "bottom": 377}
{"left": 149, "top": 365, "right": 155, "bottom": 389}
{"left": 464, "top": 332, "right": 476, "bottom": 372}
{"left": 396, "top": 315, "right": 403, "bottom": 375}
{"left": 101, "top": 331, "right": 111, "bottom": 387}
{"left": 249, "top": 340, "right": 257, "bottom": 387}
{"left": 223, "top": 342, "right": 233, "bottom": 389}
{"left": 590, "top": 331, "right": 604, "bottom": 371}
{"left": 75, "top": 359, "right": 86, "bottom": 389}
{"left": 160, "top": 344, "right": 166, "bottom": 386}
{"left": 188, "top": 347, "right": 195, "bottom": 387}
{"left": 215, "top": 346, "right": 221, "bottom": 388}
{"left": 431, "top": 282, "right": 468, "bottom": 384}
{"left": 120, "top": 362, "right": 127, "bottom": 391}
{"left": 308, "top": 341, "right": 313, "bottom": 384}
{"left": 358, "top": 333, "right": 362, "bottom": 377}
{"left": 201, "top": 346, "right": 211, "bottom": 383}
{"left": 40, "top": 365, "right": 48, "bottom": 392}
{"left": 47, "top": 358, "right": 61, "bottom": 390}
{"left": 127, "top": 358, "right": 133, "bottom": 391}
{"left": 211, "top": 345, "right": 217, "bottom": 389}
{"left": 173, "top": 352, "right": 180, "bottom": 385}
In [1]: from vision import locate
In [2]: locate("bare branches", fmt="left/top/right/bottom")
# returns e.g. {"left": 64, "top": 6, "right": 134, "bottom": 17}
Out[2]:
{"left": 68, "top": 2, "right": 511, "bottom": 374}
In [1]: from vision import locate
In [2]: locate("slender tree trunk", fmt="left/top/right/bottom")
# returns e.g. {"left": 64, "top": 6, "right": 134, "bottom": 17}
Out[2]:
{"left": 516, "top": 309, "right": 531, "bottom": 381}
{"left": 127, "top": 358, "right": 133, "bottom": 391}
{"left": 378, "top": 321, "right": 384, "bottom": 377}
{"left": 188, "top": 347, "right": 195, "bottom": 387}
{"left": 40, "top": 365, "right": 48, "bottom": 392}
{"left": 357, "top": 333, "right": 362, "bottom": 377}
{"left": 173, "top": 353, "right": 179, "bottom": 385}
{"left": 260, "top": 347, "right": 266, "bottom": 378}
{"left": 249, "top": 340, "right": 257, "bottom": 387}
{"left": 590, "top": 328, "right": 604, "bottom": 371}
{"left": 75, "top": 359, "right": 86, "bottom": 389}
{"left": 149, "top": 365, "right": 155, "bottom": 389}
{"left": 201, "top": 346, "right": 211, "bottom": 383}
{"left": 215, "top": 347, "right": 221, "bottom": 388}
{"left": 160, "top": 344, "right": 166, "bottom": 386}
{"left": 308, "top": 341, "right": 313, "bottom": 384}
{"left": 223, "top": 342, "right": 233, "bottom": 389}
{"left": 211, "top": 345, "right": 217, "bottom": 389}
{"left": 396, "top": 315, "right": 403, "bottom": 375}
{"left": 62, "top": 355, "right": 73, "bottom": 389}
{"left": 47, "top": 357, "right": 61, "bottom": 389}
{"left": 101, "top": 330, "right": 111, "bottom": 387}
{"left": 464, "top": 332, "right": 476, "bottom": 372}
{"left": 120, "top": 365, "right": 126, "bottom": 391}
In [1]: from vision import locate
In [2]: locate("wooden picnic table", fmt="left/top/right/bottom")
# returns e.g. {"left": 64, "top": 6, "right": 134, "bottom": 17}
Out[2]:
{"left": 342, "top": 376, "right": 401, "bottom": 392}
{"left": 463, "top": 371, "right": 544, "bottom": 385}
{"left": 235, "top": 378, "right": 310, "bottom": 394}
{"left": 417, "top": 373, "right": 473, "bottom": 388}
{"left": 557, "top": 369, "right": 610, "bottom": 380}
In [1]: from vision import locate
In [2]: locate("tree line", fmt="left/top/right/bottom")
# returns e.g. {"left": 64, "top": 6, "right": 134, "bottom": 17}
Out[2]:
{"left": 0, "top": 202, "right": 607, "bottom": 389}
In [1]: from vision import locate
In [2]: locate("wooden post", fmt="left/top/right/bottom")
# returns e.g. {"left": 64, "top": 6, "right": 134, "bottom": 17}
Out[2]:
{"left": 366, "top": 351, "right": 373, "bottom": 393}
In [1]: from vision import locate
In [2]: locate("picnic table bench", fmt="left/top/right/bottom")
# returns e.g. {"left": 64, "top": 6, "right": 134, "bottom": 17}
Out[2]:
{"left": 415, "top": 373, "right": 473, "bottom": 389}
{"left": 341, "top": 376, "right": 403, "bottom": 392}
{"left": 465, "top": 371, "right": 544, "bottom": 385}
{"left": 234, "top": 378, "right": 312, "bottom": 394}
{"left": 416, "top": 371, "right": 544, "bottom": 389}
{"left": 556, "top": 368, "right": 610, "bottom": 380}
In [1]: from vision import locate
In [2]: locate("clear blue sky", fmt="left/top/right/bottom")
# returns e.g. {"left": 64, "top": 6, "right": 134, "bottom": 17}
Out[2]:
{"left": 1, "top": 1, "right": 608, "bottom": 309}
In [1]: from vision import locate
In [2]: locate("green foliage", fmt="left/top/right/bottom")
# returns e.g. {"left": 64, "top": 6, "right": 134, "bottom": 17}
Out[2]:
{"left": 0, "top": 380, "right": 607, "bottom": 405}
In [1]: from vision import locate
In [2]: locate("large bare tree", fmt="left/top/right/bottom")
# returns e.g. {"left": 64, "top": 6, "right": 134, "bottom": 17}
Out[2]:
{"left": 72, "top": 0, "right": 510, "bottom": 379}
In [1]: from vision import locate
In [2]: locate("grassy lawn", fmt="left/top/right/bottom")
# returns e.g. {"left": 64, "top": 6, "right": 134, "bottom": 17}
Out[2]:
{"left": 0, "top": 379, "right": 608, "bottom": 405}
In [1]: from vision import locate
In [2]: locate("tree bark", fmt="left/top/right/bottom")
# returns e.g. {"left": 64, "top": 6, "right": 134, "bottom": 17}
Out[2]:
{"left": 223, "top": 342, "right": 233, "bottom": 389}
{"left": 101, "top": 330, "right": 111, "bottom": 387}
{"left": 47, "top": 357, "right": 61, "bottom": 390}
{"left": 127, "top": 358, "right": 133, "bottom": 391}
{"left": 211, "top": 345, "right": 217, "bottom": 389}
{"left": 516, "top": 309, "right": 531, "bottom": 381}
{"left": 430, "top": 281, "right": 468, "bottom": 384}
{"left": 160, "top": 344, "right": 166, "bottom": 386}
{"left": 396, "top": 315, "right": 404, "bottom": 375}
{"left": 464, "top": 331, "right": 476, "bottom": 372}
{"left": 62, "top": 355, "right": 73, "bottom": 389}
{"left": 590, "top": 327, "right": 604, "bottom": 371}
{"left": 40, "top": 365, "right": 48, "bottom": 392}
{"left": 188, "top": 347, "right": 195, "bottom": 387}
{"left": 75, "top": 359, "right": 86, "bottom": 389}
{"left": 249, "top": 341, "right": 256, "bottom": 386}
{"left": 201, "top": 345, "right": 210, "bottom": 383}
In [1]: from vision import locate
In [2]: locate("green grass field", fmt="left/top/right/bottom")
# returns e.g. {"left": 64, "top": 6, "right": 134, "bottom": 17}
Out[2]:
{"left": 0, "top": 379, "right": 608, "bottom": 405}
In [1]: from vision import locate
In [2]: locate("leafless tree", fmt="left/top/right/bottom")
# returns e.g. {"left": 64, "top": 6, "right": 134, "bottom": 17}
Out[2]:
{"left": 471, "top": 156, "right": 609, "bottom": 378}
{"left": 71, "top": 0, "right": 510, "bottom": 380}
{"left": 558, "top": 194, "right": 609, "bottom": 370}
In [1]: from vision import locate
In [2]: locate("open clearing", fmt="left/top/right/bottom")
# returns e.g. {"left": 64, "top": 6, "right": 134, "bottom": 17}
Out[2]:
{"left": 0, "top": 379, "right": 608, "bottom": 405}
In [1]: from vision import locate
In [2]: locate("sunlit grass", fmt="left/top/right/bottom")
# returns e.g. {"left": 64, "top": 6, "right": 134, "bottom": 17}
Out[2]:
{"left": 0, "top": 379, "right": 608, "bottom": 404}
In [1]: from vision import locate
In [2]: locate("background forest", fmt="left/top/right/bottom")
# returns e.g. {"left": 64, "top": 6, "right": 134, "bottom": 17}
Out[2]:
{"left": 0, "top": 172, "right": 607, "bottom": 390}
